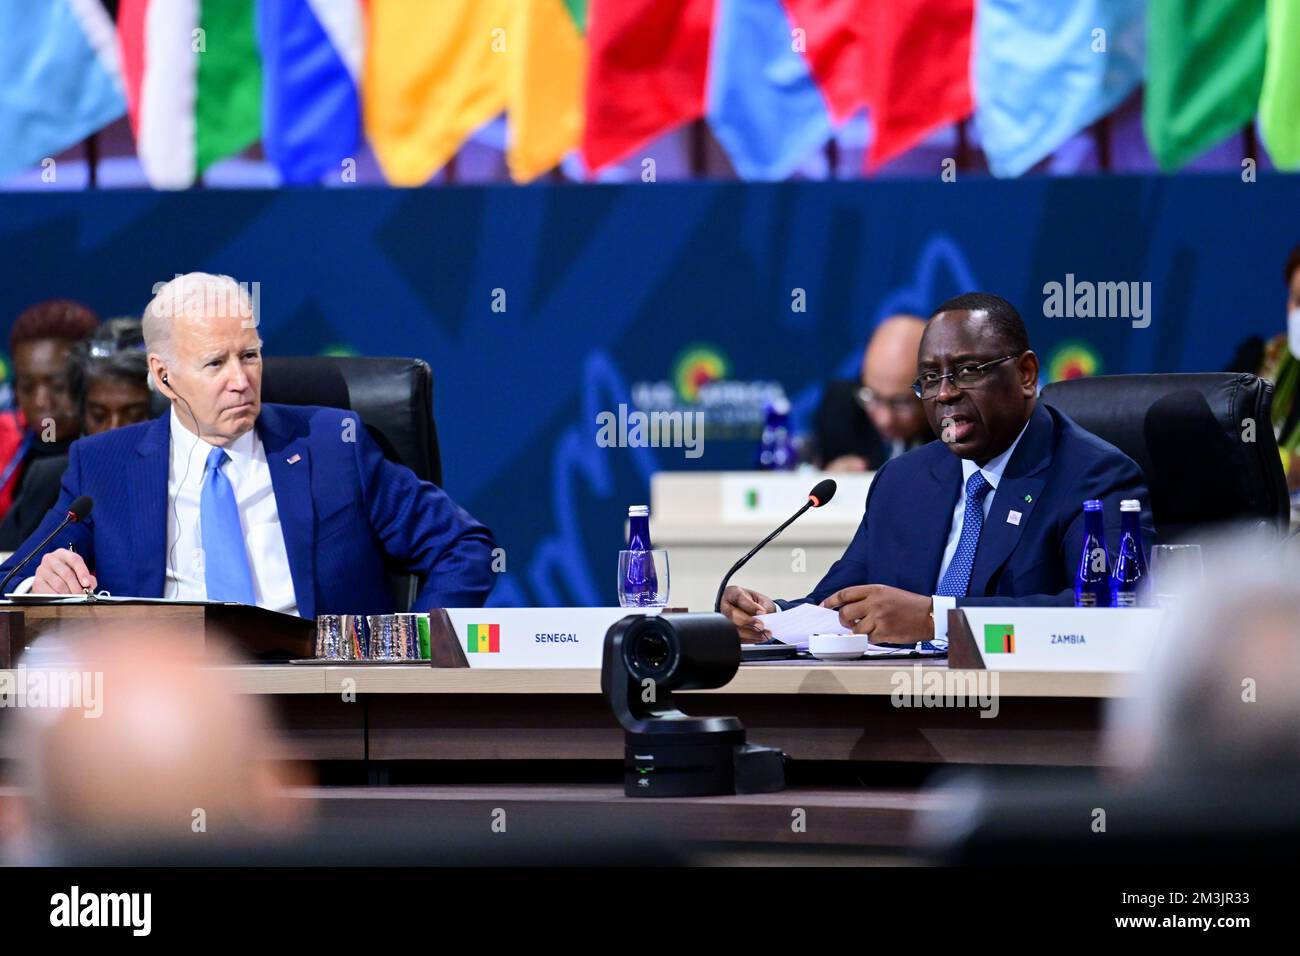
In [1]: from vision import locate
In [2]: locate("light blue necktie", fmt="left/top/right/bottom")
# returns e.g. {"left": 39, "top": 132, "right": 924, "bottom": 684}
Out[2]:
{"left": 936, "top": 471, "right": 993, "bottom": 598}
{"left": 200, "top": 446, "right": 256, "bottom": 604}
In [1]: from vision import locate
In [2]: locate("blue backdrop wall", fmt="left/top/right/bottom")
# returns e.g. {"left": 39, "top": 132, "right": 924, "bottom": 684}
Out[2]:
{"left": 1, "top": 175, "right": 1295, "bottom": 607}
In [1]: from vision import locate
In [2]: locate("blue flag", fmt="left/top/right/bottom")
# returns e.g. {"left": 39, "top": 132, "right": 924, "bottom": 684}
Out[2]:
{"left": 258, "top": 0, "right": 363, "bottom": 185}
{"left": 0, "top": 0, "right": 126, "bottom": 182}
{"left": 974, "top": 0, "right": 1145, "bottom": 178}
{"left": 706, "top": 0, "right": 833, "bottom": 181}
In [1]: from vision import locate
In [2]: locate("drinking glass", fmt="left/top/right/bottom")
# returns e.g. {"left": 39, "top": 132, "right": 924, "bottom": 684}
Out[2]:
{"left": 1149, "top": 544, "right": 1204, "bottom": 608}
{"left": 618, "top": 549, "right": 669, "bottom": 607}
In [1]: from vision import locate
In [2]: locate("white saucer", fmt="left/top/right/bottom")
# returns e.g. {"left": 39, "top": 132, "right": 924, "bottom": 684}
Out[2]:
{"left": 807, "top": 633, "right": 868, "bottom": 661}
{"left": 808, "top": 649, "right": 866, "bottom": 661}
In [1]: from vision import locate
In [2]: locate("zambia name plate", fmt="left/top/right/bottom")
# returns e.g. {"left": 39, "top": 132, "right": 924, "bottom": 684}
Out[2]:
{"left": 443, "top": 607, "right": 661, "bottom": 668}
{"left": 949, "top": 607, "right": 1165, "bottom": 672}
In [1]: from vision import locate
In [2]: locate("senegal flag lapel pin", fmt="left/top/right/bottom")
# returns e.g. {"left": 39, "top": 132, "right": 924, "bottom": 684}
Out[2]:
{"left": 1023, "top": 493, "right": 1033, "bottom": 503}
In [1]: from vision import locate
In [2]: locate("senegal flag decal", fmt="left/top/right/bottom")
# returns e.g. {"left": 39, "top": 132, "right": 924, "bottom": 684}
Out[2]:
{"left": 466, "top": 624, "right": 501, "bottom": 654}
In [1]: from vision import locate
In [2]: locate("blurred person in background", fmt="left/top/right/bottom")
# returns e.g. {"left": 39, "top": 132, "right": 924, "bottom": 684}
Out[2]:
{"left": 1, "top": 626, "right": 309, "bottom": 863}
{"left": 0, "top": 299, "right": 100, "bottom": 523}
{"left": 1106, "top": 535, "right": 1300, "bottom": 775}
{"left": 0, "top": 319, "right": 153, "bottom": 550}
{"left": 1226, "top": 241, "right": 1300, "bottom": 492}
{"left": 811, "top": 315, "right": 934, "bottom": 471}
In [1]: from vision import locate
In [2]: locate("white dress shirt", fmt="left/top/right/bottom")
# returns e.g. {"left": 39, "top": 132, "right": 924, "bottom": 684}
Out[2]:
{"left": 165, "top": 409, "right": 298, "bottom": 615}
{"left": 930, "top": 419, "right": 1031, "bottom": 646}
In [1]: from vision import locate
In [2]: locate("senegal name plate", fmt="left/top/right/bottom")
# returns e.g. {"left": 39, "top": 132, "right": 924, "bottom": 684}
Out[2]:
{"left": 444, "top": 607, "right": 662, "bottom": 668}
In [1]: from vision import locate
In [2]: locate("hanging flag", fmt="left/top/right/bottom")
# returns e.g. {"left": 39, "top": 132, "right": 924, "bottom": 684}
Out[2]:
{"left": 1144, "top": 0, "right": 1265, "bottom": 172}
{"left": 118, "top": 0, "right": 263, "bottom": 189}
{"left": 258, "top": 0, "right": 363, "bottom": 185}
{"left": 974, "top": 0, "right": 1144, "bottom": 178}
{"left": 364, "top": 0, "right": 510, "bottom": 186}
{"left": 781, "top": 0, "right": 871, "bottom": 125}
{"left": 864, "top": 0, "right": 975, "bottom": 170}
{"left": 506, "top": 0, "right": 588, "bottom": 183}
{"left": 1260, "top": 0, "right": 1300, "bottom": 170}
{"left": 706, "top": 0, "right": 833, "bottom": 180}
{"left": 0, "top": 0, "right": 126, "bottom": 182}
{"left": 582, "top": 0, "right": 715, "bottom": 173}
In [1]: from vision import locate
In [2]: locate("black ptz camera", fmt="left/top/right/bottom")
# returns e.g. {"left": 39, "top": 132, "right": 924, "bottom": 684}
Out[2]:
{"left": 601, "top": 612, "right": 785, "bottom": 797}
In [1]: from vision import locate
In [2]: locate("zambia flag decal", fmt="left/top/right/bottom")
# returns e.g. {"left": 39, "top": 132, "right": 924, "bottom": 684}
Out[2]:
{"left": 467, "top": 624, "right": 501, "bottom": 654}
{"left": 983, "top": 624, "right": 1015, "bottom": 654}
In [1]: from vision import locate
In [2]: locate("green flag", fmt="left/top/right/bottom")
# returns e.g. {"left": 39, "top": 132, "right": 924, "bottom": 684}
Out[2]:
{"left": 1144, "top": 0, "right": 1266, "bottom": 171}
{"left": 1261, "top": 0, "right": 1300, "bottom": 169}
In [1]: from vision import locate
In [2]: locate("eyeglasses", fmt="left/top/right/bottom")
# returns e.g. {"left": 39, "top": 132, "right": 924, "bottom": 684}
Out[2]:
{"left": 856, "top": 387, "right": 919, "bottom": 413}
{"left": 911, "top": 353, "right": 1022, "bottom": 400}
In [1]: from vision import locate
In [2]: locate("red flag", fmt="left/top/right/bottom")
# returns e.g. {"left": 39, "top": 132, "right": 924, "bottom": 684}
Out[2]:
{"left": 581, "top": 0, "right": 715, "bottom": 172}
{"left": 864, "top": 0, "right": 974, "bottom": 170}
{"left": 782, "top": 0, "right": 871, "bottom": 125}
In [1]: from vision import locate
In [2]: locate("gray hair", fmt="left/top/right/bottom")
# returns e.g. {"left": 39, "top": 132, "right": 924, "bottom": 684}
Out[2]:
{"left": 142, "top": 273, "right": 257, "bottom": 385}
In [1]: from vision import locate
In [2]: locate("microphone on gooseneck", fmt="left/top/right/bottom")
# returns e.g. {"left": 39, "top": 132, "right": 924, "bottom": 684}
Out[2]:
{"left": 0, "top": 495, "right": 94, "bottom": 595}
{"left": 713, "top": 479, "right": 837, "bottom": 613}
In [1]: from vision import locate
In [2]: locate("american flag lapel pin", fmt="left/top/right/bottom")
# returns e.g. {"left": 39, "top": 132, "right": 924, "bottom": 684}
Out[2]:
{"left": 287, "top": 453, "right": 301, "bottom": 465}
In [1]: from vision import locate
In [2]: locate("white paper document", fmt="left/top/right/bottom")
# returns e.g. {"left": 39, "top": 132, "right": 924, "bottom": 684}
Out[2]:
{"left": 755, "top": 603, "right": 850, "bottom": 643}
{"left": 755, "top": 603, "right": 944, "bottom": 656}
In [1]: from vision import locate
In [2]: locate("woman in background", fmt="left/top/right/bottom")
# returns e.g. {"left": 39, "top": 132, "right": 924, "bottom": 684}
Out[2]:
{"left": 0, "top": 319, "right": 153, "bottom": 551}
{"left": 0, "top": 300, "right": 100, "bottom": 523}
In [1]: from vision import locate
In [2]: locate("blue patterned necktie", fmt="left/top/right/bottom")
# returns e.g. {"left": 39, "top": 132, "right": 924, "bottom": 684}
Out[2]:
{"left": 936, "top": 471, "right": 993, "bottom": 598}
{"left": 200, "top": 446, "right": 256, "bottom": 604}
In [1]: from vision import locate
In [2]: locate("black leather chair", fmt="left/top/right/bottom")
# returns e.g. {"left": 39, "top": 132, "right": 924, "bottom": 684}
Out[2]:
{"left": 1041, "top": 373, "right": 1289, "bottom": 541}
{"left": 262, "top": 356, "right": 443, "bottom": 611}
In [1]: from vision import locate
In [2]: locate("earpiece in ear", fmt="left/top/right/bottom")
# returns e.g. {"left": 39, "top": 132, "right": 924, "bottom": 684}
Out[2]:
{"left": 162, "top": 373, "right": 169, "bottom": 385}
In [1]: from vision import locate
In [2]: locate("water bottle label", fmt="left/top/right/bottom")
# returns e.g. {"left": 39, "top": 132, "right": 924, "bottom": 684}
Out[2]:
{"left": 1114, "top": 591, "right": 1137, "bottom": 607}
{"left": 1076, "top": 593, "right": 1097, "bottom": 607}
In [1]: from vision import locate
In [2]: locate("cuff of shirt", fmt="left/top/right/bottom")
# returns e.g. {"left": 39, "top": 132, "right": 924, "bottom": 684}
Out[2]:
{"left": 931, "top": 595, "right": 956, "bottom": 649}
{"left": 10, "top": 576, "right": 36, "bottom": 596}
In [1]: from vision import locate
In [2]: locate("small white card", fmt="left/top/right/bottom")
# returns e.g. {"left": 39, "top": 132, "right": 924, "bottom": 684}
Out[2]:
{"left": 1007, "top": 510, "right": 1022, "bottom": 525}
{"left": 755, "top": 603, "right": 849, "bottom": 644}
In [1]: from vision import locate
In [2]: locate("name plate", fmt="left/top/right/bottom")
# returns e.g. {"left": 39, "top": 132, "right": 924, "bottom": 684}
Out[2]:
{"left": 443, "top": 607, "right": 661, "bottom": 668}
{"left": 719, "top": 473, "right": 872, "bottom": 525}
{"left": 948, "top": 607, "right": 1164, "bottom": 672}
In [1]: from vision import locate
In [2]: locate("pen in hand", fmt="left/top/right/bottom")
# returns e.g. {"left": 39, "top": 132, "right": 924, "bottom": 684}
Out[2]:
{"left": 68, "top": 542, "right": 92, "bottom": 595}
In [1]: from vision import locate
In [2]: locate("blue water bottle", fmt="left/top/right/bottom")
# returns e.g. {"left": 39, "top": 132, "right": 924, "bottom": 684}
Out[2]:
{"left": 1074, "top": 499, "right": 1111, "bottom": 607}
{"left": 624, "top": 505, "right": 658, "bottom": 604}
{"left": 1109, "top": 498, "right": 1147, "bottom": 607}
{"left": 756, "top": 397, "right": 797, "bottom": 470}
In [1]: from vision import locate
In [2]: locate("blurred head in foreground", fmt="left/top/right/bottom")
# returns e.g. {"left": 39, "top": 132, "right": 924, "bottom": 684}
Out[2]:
{"left": 1106, "top": 534, "right": 1300, "bottom": 774}
{"left": 4, "top": 627, "right": 308, "bottom": 861}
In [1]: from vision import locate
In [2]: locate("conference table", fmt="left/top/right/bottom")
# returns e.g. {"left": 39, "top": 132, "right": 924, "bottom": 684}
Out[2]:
{"left": 0, "top": 599, "right": 1134, "bottom": 854}
{"left": 227, "top": 660, "right": 1128, "bottom": 852}
{"left": 244, "top": 661, "right": 1122, "bottom": 766}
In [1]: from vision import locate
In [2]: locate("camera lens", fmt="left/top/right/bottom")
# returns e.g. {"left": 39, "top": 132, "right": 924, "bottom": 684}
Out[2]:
{"left": 625, "top": 621, "right": 678, "bottom": 681}
{"left": 635, "top": 633, "right": 671, "bottom": 673}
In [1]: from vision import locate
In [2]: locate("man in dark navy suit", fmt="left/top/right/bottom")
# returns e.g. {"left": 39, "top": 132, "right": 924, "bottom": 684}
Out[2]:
{"left": 721, "top": 292, "right": 1153, "bottom": 647}
{"left": 0, "top": 273, "right": 495, "bottom": 618}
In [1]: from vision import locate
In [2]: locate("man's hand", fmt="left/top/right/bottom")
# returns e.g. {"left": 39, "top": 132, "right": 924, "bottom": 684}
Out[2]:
{"left": 820, "top": 584, "right": 932, "bottom": 645}
{"left": 719, "top": 585, "right": 777, "bottom": 644}
{"left": 32, "top": 549, "right": 97, "bottom": 595}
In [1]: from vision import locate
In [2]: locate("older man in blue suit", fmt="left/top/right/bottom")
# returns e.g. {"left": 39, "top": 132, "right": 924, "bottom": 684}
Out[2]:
{"left": 0, "top": 273, "right": 494, "bottom": 617}
{"left": 721, "top": 292, "right": 1154, "bottom": 648}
